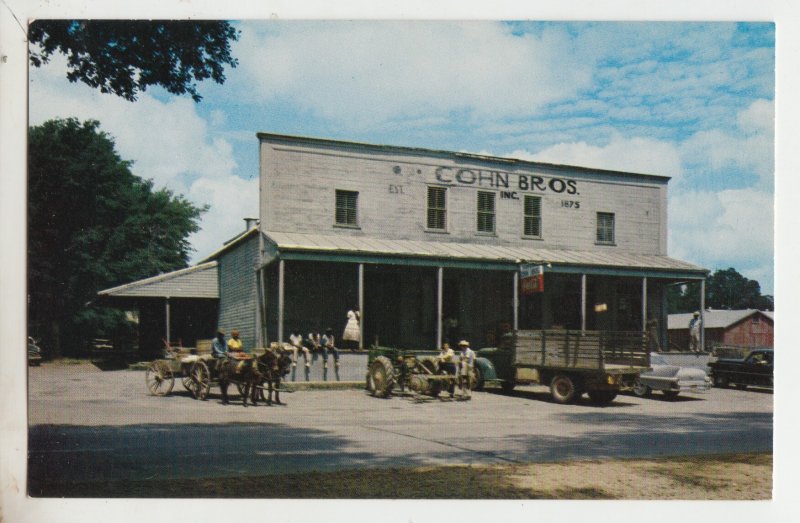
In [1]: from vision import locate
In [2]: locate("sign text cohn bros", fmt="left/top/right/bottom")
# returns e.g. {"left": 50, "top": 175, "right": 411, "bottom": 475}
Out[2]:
{"left": 433, "top": 166, "right": 579, "bottom": 199}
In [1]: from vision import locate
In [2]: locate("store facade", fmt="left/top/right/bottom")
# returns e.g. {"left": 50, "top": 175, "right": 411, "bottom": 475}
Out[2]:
{"left": 236, "top": 134, "right": 707, "bottom": 352}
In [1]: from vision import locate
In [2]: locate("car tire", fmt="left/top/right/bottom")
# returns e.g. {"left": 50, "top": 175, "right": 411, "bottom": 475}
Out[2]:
{"left": 550, "top": 375, "right": 578, "bottom": 404}
{"left": 632, "top": 380, "right": 652, "bottom": 398}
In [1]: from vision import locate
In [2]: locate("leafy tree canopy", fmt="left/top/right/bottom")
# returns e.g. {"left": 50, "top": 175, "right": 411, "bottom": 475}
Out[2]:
{"left": 28, "top": 118, "right": 207, "bottom": 356}
{"left": 29, "top": 20, "right": 239, "bottom": 102}
{"left": 667, "top": 267, "right": 773, "bottom": 314}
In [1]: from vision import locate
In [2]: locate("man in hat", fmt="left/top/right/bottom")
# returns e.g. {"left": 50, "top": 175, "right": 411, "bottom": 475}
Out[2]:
{"left": 321, "top": 328, "right": 341, "bottom": 381}
{"left": 211, "top": 329, "right": 227, "bottom": 359}
{"left": 457, "top": 340, "right": 475, "bottom": 399}
{"left": 436, "top": 342, "right": 457, "bottom": 398}
{"left": 689, "top": 312, "right": 702, "bottom": 353}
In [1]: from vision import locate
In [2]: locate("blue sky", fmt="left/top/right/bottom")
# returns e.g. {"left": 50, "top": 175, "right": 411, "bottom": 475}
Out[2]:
{"left": 28, "top": 20, "right": 775, "bottom": 294}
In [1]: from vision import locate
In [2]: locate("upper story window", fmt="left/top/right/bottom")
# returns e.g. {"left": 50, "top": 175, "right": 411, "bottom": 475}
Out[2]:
{"left": 523, "top": 195, "right": 542, "bottom": 237}
{"left": 477, "top": 191, "right": 496, "bottom": 233}
{"left": 335, "top": 190, "right": 359, "bottom": 227}
{"left": 427, "top": 186, "right": 447, "bottom": 230}
{"left": 596, "top": 212, "right": 615, "bottom": 244}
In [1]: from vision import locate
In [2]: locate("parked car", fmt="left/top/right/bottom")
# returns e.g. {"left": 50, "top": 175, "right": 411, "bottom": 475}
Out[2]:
{"left": 708, "top": 348, "right": 773, "bottom": 390}
{"left": 28, "top": 336, "right": 42, "bottom": 366}
{"left": 632, "top": 352, "right": 712, "bottom": 399}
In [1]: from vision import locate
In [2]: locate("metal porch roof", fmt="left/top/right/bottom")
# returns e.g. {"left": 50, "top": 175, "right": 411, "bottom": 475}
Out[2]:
{"left": 262, "top": 231, "right": 706, "bottom": 278}
{"left": 668, "top": 309, "right": 774, "bottom": 330}
{"left": 97, "top": 261, "right": 219, "bottom": 299}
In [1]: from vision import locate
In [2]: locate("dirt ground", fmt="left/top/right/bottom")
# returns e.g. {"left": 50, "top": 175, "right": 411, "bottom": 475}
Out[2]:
{"left": 36, "top": 452, "right": 771, "bottom": 499}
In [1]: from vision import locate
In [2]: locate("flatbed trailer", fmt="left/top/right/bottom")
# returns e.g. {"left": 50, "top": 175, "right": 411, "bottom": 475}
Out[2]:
{"left": 475, "top": 330, "right": 651, "bottom": 405}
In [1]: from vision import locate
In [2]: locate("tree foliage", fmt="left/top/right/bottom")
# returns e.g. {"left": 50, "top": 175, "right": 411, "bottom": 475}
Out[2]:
{"left": 29, "top": 20, "right": 239, "bottom": 102}
{"left": 28, "top": 118, "right": 207, "bottom": 357}
{"left": 667, "top": 267, "right": 773, "bottom": 314}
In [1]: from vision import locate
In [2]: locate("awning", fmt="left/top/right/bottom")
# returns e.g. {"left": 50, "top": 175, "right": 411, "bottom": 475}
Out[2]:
{"left": 262, "top": 231, "right": 707, "bottom": 280}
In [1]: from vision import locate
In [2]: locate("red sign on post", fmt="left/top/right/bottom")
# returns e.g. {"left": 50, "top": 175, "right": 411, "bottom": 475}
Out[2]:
{"left": 520, "top": 264, "right": 544, "bottom": 295}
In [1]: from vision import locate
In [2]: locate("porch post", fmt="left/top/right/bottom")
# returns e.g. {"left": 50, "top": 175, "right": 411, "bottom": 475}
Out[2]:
{"left": 700, "top": 278, "right": 706, "bottom": 352}
{"left": 278, "top": 259, "right": 285, "bottom": 343}
{"left": 580, "top": 274, "right": 587, "bottom": 332}
{"left": 358, "top": 263, "right": 364, "bottom": 349}
{"left": 642, "top": 277, "right": 648, "bottom": 332}
{"left": 165, "top": 296, "right": 171, "bottom": 346}
{"left": 512, "top": 270, "right": 519, "bottom": 331}
{"left": 437, "top": 266, "right": 443, "bottom": 348}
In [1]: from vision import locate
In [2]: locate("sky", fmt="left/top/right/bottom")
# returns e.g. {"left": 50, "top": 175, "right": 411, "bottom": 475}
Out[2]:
{"left": 27, "top": 20, "right": 775, "bottom": 294}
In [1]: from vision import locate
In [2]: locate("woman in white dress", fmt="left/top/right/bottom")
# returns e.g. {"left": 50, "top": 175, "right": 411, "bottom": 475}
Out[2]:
{"left": 342, "top": 309, "right": 361, "bottom": 350}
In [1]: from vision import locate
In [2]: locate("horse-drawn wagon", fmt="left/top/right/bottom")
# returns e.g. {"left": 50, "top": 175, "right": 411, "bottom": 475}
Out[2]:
{"left": 145, "top": 341, "right": 292, "bottom": 405}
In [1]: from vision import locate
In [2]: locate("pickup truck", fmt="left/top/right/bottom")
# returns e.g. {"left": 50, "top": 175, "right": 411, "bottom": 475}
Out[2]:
{"left": 707, "top": 348, "right": 773, "bottom": 390}
{"left": 474, "top": 330, "right": 650, "bottom": 405}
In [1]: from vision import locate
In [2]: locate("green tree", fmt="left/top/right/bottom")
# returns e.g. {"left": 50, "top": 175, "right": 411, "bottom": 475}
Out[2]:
{"left": 28, "top": 118, "right": 207, "bottom": 357}
{"left": 29, "top": 20, "right": 239, "bottom": 102}
{"left": 667, "top": 268, "right": 773, "bottom": 314}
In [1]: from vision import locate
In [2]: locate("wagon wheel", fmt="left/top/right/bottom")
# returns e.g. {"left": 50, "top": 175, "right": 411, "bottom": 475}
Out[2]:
{"left": 190, "top": 360, "right": 211, "bottom": 400}
{"left": 550, "top": 375, "right": 578, "bottom": 404}
{"left": 368, "top": 355, "right": 395, "bottom": 398}
{"left": 181, "top": 373, "right": 195, "bottom": 393}
{"left": 145, "top": 360, "right": 174, "bottom": 396}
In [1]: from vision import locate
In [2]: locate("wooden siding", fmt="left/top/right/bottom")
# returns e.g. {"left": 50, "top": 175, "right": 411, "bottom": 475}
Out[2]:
{"left": 260, "top": 137, "right": 669, "bottom": 256}
{"left": 217, "top": 235, "right": 259, "bottom": 351}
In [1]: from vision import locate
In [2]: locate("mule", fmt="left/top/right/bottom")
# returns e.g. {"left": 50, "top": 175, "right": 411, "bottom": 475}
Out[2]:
{"left": 253, "top": 344, "right": 293, "bottom": 406}
{"left": 218, "top": 357, "right": 260, "bottom": 407}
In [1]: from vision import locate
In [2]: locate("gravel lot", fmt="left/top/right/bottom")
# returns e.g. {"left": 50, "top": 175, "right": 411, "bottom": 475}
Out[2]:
{"left": 27, "top": 361, "right": 773, "bottom": 497}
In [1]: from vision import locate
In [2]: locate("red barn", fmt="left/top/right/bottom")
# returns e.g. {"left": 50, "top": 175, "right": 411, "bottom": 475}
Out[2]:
{"left": 668, "top": 309, "right": 774, "bottom": 352}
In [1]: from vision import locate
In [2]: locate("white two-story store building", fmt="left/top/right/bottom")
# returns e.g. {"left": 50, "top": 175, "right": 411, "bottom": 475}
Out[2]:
{"left": 100, "top": 133, "right": 707, "bottom": 356}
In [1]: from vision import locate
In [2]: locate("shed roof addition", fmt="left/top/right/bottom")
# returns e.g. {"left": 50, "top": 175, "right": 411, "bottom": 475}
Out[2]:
{"left": 98, "top": 261, "right": 219, "bottom": 299}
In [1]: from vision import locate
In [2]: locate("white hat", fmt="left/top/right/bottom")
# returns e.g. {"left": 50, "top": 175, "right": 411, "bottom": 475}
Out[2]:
{"left": 458, "top": 340, "right": 470, "bottom": 347}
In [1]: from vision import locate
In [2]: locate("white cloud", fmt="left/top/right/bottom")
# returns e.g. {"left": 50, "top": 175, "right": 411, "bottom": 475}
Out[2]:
{"left": 29, "top": 54, "right": 247, "bottom": 264}
{"left": 669, "top": 188, "right": 773, "bottom": 293}
{"left": 228, "top": 21, "right": 594, "bottom": 128}
{"left": 511, "top": 134, "right": 683, "bottom": 178}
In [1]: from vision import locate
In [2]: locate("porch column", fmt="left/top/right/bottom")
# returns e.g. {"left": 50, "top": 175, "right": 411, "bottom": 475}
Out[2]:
{"left": 642, "top": 277, "right": 648, "bottom": 332}
{"left": 278, "top": 259, "right": 285, "bottom": 343}
{"left": 165, "top": 296, "right": 171, "bottom": 346}
{"left": 437, "top": 267, "right": 443, "bottom": 348}
{"left": 512, "top": 270, "right": 519, "bottom": 331}
{"left": 700, "top": 278, "right": 706, "bottom": 352}
{"left": 358, "top": 263, "right": 364, "bottom": 349}
{"left": 580, "top": 274, "right": 587, "bottom": 332}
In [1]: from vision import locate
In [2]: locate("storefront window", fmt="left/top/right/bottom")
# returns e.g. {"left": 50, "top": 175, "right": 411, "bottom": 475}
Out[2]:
{"left": 427, "top": 186, "right": 447, "bottom": 230}
{"left": 524, "top": 195, "right": 542, "bottom": 237}
{"left": 335, "top": 190, "right": 358, "bottom": 226}
{"left": 477, "top": 191, "right": 496, "bottom": 233}
{"left": 596, "top": 212, "right": 615, "bottom": 244}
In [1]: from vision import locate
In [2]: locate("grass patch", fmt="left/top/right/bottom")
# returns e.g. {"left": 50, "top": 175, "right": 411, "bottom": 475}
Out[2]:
{"left": 29, "top": 452, "right": 772, "bottom": 500}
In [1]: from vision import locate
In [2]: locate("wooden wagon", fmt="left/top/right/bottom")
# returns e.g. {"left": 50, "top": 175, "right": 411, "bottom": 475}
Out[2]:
{"left": 144, "top": 340, "right": 219, "bottom": 399}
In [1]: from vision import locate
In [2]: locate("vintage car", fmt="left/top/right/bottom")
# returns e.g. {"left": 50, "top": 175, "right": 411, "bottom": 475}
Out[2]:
{"left": 28, "top": 336, "right": 43, "bottom": 366}
{"left": 708, "top": 348, "right": 773, "bottom": 390}
{"left": 632, "top": 352, "right": 712, "bottom": 399}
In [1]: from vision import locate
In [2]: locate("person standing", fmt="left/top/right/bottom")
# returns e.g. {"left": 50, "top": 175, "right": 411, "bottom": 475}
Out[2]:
{"left": 437, "top": 342, "right": 456, "bottom": 398}
{"left": 689, "top": 312, "right": 702, "bottom": 353}
{"left": 322, "top": 328, "right": 341, "bottom": 381}
{"left": 457, "top": 340, "right": 475, "bottom": 399}
{"left": 342, "top": 309, "right": 361, "bottom": 351}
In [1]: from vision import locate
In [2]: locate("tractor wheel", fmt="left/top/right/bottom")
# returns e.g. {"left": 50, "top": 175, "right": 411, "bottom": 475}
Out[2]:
{"left": 145, "top": 361, "right": 174, "bottom": 396}
{"left": 368, "top": 356, "right": 395, "bottom": 398}
{"left": 550, "top": 375, "right": 578, "bottom": 404}
{"left": 190, "top": 360, "right": 211, "bottom": 400}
